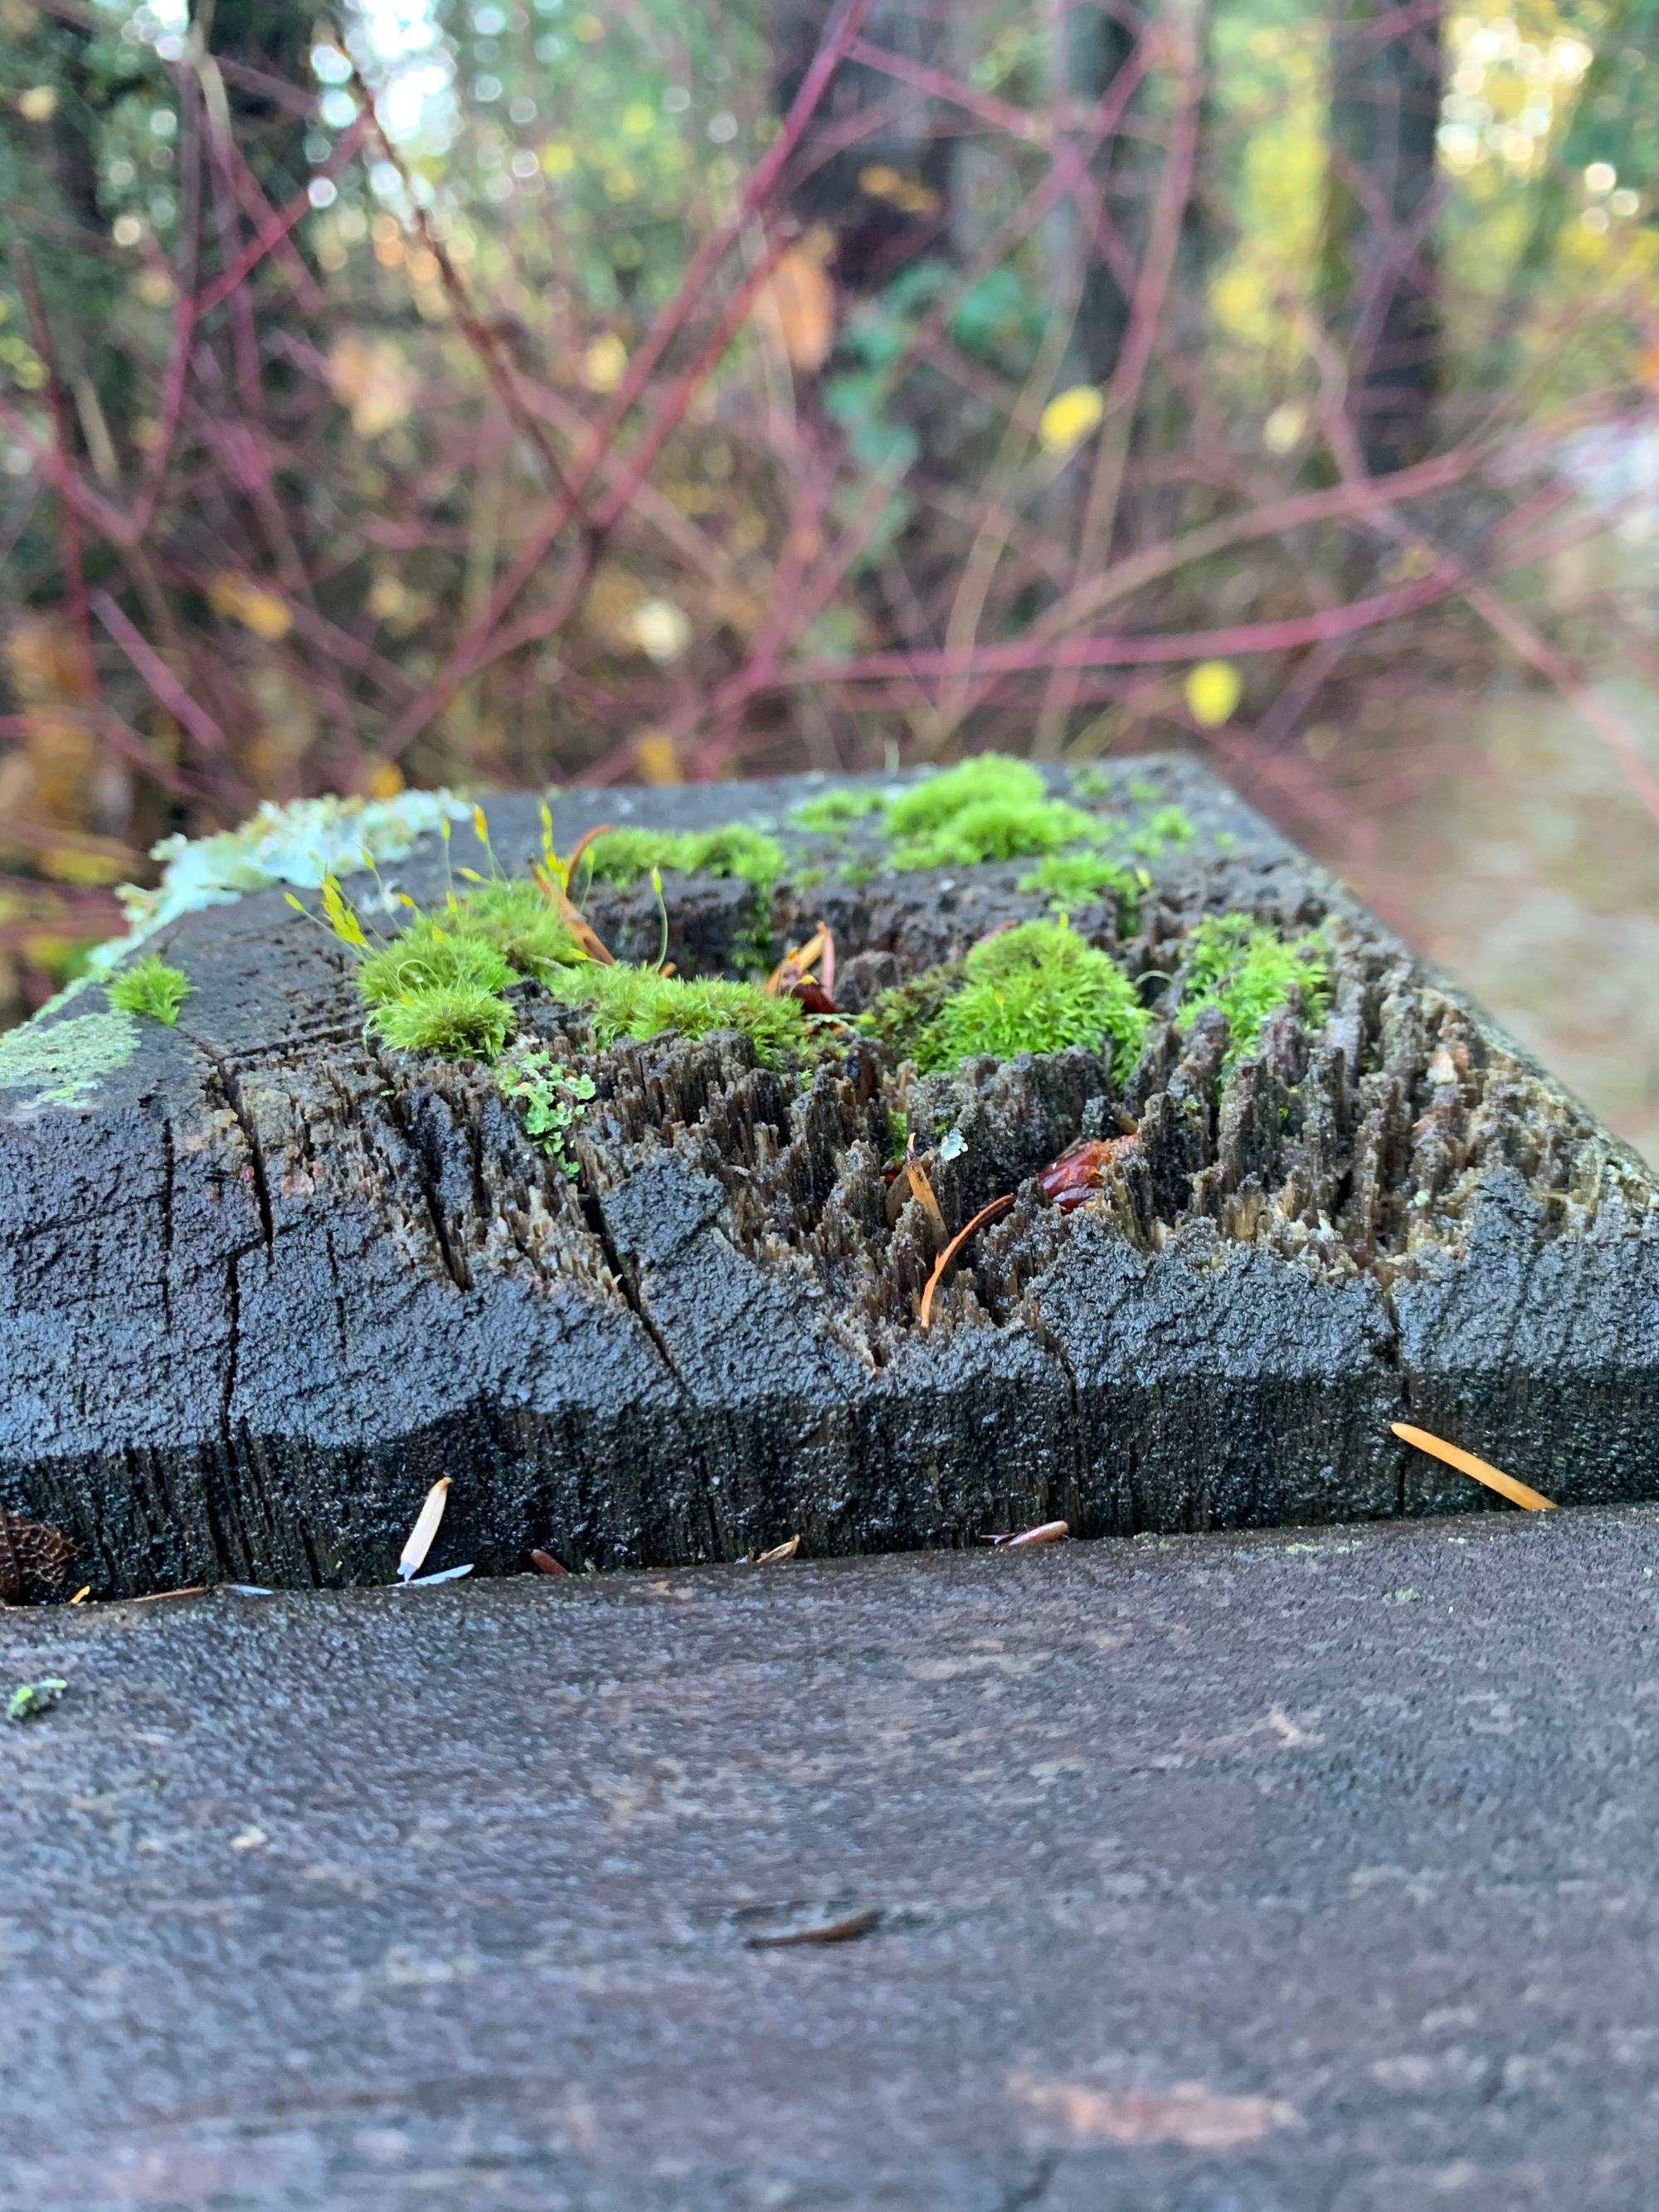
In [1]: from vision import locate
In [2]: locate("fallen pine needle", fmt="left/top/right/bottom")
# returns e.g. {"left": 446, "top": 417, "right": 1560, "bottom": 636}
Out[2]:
{"left": 69, "top": 1586, "right": 90, "bottom": 1604}
{"left": 1390, "top": 1422, "right": 1556, "bottom": 1513}
{"left": 530, "top": 1548, "right": 568, "bottom": 1577}
{"left": 398, "top": 1475, "right": 452, "bottom": 1582}
{"left": 981, "top": 1519, "right": 1071, "bottom": 1548}
{"left": 919, "top": 1194, "right": 1014, "bottom": 1330}
{"left": 757, "top": 1534, "right": 801, "bottom": 1563}
{"left": 126, "top": 1585, "right": 210, "bottom": 1605}
{"left": 747, "top": 1907, "right": 881, "bottom": 1949}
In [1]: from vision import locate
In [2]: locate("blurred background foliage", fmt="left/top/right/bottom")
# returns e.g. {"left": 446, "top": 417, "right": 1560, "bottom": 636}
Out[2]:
{"left": 2, "top": 0, "right": 1659, "bottom": 1146}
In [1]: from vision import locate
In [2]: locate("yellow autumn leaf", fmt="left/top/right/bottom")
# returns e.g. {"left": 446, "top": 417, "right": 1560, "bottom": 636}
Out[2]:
{"left": 583, "top": 333, "right": 628, "bottom": 393}
{"left": 1185, "top": 659, "right": 1243, "bottom": 727}
{"left": 367, "top": 760, "right": 405, "bottom": 800}
{"left": 635, "top": 730, "right": 684, "bottom": 785}
{"left": 207, "top": 571, "right": 293, "bottom": 641}
{"left": 1039, "top": 385, "right": 1105, "bottom": 455}
{"left": 326, "top": 335, "right": 417, "bottom": 440}
{"left": 751, "top": 244, "right": 836, "bottom": 372}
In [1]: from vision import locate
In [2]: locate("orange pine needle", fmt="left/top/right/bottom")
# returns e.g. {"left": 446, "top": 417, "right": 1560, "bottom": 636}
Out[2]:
{"left": 919, "top": 1194, "right": 1014, "bottom": 1330}
{"left": 1390, "top": 1422, "right": 1557, "bottom": 1512}
{"left": 562, "top": 822, "right": 618, "bottom": 885}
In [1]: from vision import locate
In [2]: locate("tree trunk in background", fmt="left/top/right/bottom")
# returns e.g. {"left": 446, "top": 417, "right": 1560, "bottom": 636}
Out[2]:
{"left": 1046, "top": 0, "right": 1136, "bottom": 396}
{"left": 1321, "top": 0, "right": 1444, "bottom": 477}
{"left": 771, "top": 0, "right": 956, "bottom": 298}
{"left": 202, "top": 0, "right": 315, "bottom": 204}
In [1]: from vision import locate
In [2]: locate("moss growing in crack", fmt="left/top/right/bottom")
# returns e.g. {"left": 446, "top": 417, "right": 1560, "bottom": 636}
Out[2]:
{"left": 864, "top": 919, "right": 1151, "bottom": 1077}
{"left": 581, "top": 824, "right": 785, "bottom": 898}
{"left": 107, "top": 955, "right": 192, "bottom": 1027}
{"left": 543, "top": 960, "right": 808, "bottom": 1067}
{"left": 1019, "top": 848, "right": 1141, "bottom": 930}
{"left": 367, "top": 980, "right": 515, "bottom": 1061}
{"left": 358, "top": 920, "right": 518, "bottom": 1008}
{"left": 0, "top": 1009, "right": 139, "bottom": 1108}
{"left": 450, "top": 878, "right": 581, "bottom": 982}
{"left": 920, "top": 921, "right": 1150, "bottom": 1074}
{"left": 1177, "top": 912, "right": 1330, "bottom": 1068}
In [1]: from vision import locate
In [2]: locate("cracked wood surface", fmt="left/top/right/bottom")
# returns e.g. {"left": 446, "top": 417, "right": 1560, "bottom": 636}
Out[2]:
{"left": 2, "top": 757, "right": 1657, "bottom": 1595}
{"left": 7, "top": 1509, "right": 1659, "bottom": 2210}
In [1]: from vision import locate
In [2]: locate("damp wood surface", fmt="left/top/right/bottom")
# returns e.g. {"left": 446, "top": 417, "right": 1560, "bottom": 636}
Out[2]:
{"left": 2, "top": 756, "right": 1657, "bottom": 1597}
{"left": 7, "top": 1509, "right": 1659, "bottom": 2210}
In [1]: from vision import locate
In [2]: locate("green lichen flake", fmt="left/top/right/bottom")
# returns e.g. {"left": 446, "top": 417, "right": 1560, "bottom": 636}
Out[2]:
{"left": 0, "top": 1009, "right": 140, "bottom": 1110}
{"left": 1178, "top": 913, "right": 1330, "bottom": 1067}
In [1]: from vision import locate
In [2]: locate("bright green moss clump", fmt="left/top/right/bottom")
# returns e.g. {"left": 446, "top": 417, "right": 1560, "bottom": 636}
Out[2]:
{"left": 581, "top": 824, "right": 784, "bottom": 897}
{"left": 367, "top": 980, "right": 515, "bottom": 1061}
{"left": 883, "top": 755, "right": 1099, "bottom": 871}
{"left": 1177, "top": 913, "right": 1329, "bottom": 1067}
{"left": 873, "top": 919, "right": 1151, "bottom": 1077}
{"left": 450, "top": 878, "right": 581, "bottom": 982}
{"left": 107, "top": 955, "right": 192, "bottom": 1026}
{"left": 547, "top": 960, "right": 808, "bottom": 1067}
{"left": 358, "top": 920, "right": 517, "bottom": 1007}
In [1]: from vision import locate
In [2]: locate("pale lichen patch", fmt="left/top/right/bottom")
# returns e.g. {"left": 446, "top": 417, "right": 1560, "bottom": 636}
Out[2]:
{"left": 0, "top": 1009, "right": 140, "bottom": 1111}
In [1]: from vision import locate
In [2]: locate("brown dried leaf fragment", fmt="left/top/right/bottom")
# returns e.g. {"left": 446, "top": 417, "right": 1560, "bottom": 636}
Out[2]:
{"left": 756, "top": 1534, "right": 801, "bottom": 1563}
{"left": 903, "top": 1134, "right": 948, "bottom": 1246}
{"left": 530, "top": 1548, "right": 569, "bottom": 1577}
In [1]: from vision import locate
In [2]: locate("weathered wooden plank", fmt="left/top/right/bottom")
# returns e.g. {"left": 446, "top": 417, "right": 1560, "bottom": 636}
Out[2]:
{"left": 1, "top": 756, "right": 1652, "bottom": 1592}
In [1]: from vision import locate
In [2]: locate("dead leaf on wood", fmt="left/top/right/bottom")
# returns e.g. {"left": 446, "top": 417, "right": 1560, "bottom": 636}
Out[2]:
{"left": 1014, "top": 2074, "right": 1297, "bottom": 2148}
{"left": 1390, "top": 1422, "right": 1556, "bottom": 1512}
{"left": 903, "top": 1135, "right": 948, "bottom": 1246}
{"left": 530, "top": 1548, "right": 569, "bottom": 1577}
{"left": 397, "top": 1475, "right": 451, "bottom": 1582}
{"left": 756, "top": 1534, "right": 801, "bottom": 1563}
